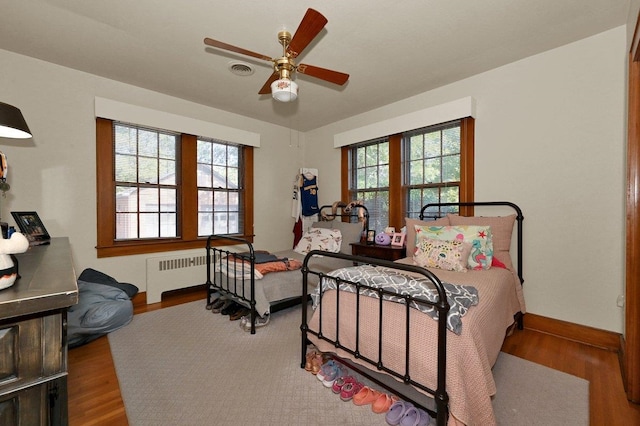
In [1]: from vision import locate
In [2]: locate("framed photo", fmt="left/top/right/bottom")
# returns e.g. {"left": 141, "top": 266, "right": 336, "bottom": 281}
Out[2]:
{"left": 391, "top": 232, "right": 405, "bottom": 247}
{"left": 366, "top": 229, "right": 376, "bottom": 244}
{"left": 11, "top": 211, "right": 51, "bottom": 245}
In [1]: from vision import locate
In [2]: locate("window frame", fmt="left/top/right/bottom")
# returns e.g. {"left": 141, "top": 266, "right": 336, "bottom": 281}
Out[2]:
{"left": 96, "top": 118, "right": 254, "bottom": 258}
{"left": 341, "top": 117, "right": 474, "bottom": 231}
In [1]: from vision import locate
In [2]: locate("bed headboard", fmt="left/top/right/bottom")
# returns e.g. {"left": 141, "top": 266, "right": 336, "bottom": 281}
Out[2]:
{"left": 318, "top": 201, "right": 369, "bottom": 240}
{"left": 419, "top": 201, "right": 524, "bottom": 285}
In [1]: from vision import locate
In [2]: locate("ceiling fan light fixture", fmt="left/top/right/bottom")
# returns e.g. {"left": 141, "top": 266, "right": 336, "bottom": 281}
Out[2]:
{"left": 271, "top": 78, "right": 298, "bottom": 102}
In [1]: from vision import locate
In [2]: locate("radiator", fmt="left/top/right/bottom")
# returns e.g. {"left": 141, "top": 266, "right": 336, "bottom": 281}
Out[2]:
{"left": 145, "top": 253, "right": 211, "bottom": 304}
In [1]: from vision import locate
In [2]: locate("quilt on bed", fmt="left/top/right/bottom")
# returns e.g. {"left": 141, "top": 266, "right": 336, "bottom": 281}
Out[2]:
{"left": 311, "top": 264, "right": 479, "bottom": 335}
{"left": 307, "top": 262, "right": 524, "bottom": 426}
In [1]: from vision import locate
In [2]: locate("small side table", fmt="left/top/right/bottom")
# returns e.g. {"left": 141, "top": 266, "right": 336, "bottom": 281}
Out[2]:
{"left": 350, "top": 242, "right": 407, "bottom": 262}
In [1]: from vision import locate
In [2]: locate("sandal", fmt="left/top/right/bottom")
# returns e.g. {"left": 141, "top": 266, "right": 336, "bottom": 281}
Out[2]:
{"left": 353, "top": 386, "right": 381, "bottom": 406}
{"left": 372, "top": 393, "right": 398, "bottom": 414}
{"left": 399, "top": 406, "right": 431, "bottom": 426}
{"left": 386, "top": 400, "right": 413, "bottom": 425}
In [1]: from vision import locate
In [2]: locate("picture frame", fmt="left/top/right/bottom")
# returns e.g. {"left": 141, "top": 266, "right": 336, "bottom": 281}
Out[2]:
{"left": 11, "top": 211, "right": 51, "bottom": 245}
{"left": 366, "top": 229, "right": 376, "bottom": 245}
{"left": 391, "top": 232, "right": 406, "bottom": 247}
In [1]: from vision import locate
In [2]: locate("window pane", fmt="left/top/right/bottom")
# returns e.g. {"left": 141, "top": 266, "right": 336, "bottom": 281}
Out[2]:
{"left": 197, "top": 140, "right": 212, "bottom": 162}
{"left": 138, "top": 157, "right": 158, "bottom": 184}
{"left": 199, "top": 190, "right": 213, "bottom": 212}
{"left": 409, "top": 160, "right": 423, "bottom": 185}
{"left": 115, "top": 154, "right": 136, "bottom": 182}
{"left": 212, "top": 166, "right": 227, "bottom": 187}
{"left": 199, "top": 212, "right": 213, "bottom": 236}
{"left": 442, "top": 154, "right": 460, "bottom": 183}
{"left": 116, "top": 186, "right": 136, "bottom": 212}
{"left": 139, "top": 188, "right": 158, "bottom": 212}
{"left": 138, "top": 130, "right": 158, "bottom": 157}
{"left": 160, "top": 188, "right": 176, "bottom": 212}
{"left": 424, "top": 158, "right": 441, "bottom": 183}
{"left": 160, "top": 213, "right": 177, "bottom": 238}
{"left": 139, "top": 213, "right": 159, "bottom": 238}
{"left": 198, "top": 164, "right": 212, "bottom": 187}
{"left": 159, "top": 159, "right": 175, "bottom": 185}
{"left": 365, "top": 144, "right": 378, "bottom": 167}
{"left": 424, "top": 132, "right": 441, "bottom": 158}
{"left": 116, "top": 213, "right": 137, "bottom": 239}
{"left": 442, "top": 127, "right": 460, "bottom": 155}
{"left": 228, "top": 146, "right": 239, "bottom": 167}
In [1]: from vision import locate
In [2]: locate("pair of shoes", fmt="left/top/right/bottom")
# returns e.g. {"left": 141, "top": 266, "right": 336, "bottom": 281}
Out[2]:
{"left": 241, "top": 314, "right": 270, "bottom": 332}
{"left": 317, "top": 360, "right": 344, "bottom": 387}
{"left": 322, "top": 365, "right": 347, "bottom": 388}
{"left": 210, "top": 298, "right": 227, "bottom": 313}
{"left": 372, "top": 393, "right": 398, "bottom": 414}
{"left": 331, "top": 375, "right": 356, "bottom": 394}
{"left": 230, "top": 307, "right": 250, "bottom": 321}
{"left": 353, "top": 386, "right": 382, "bottom": 406}
{"left": 309, "top": 353, "right": 326, "bottom": 375}
{"left": 386, "top": 400, "right": 431, "bottom": 426}
{"left": 206, "top": 293, "right": 221, "bottom": 309}
{"left": 340, "top": 381, "right": 364, "bottom": 401}
{"left": 221, "top": 301, "right": 241, "bottom": 315}
{"left": 305, "top": 350, "right": 319, "bottom": 372}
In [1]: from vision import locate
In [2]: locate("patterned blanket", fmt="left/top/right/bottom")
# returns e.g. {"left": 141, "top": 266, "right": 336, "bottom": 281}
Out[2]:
{"left": 311, "top": 265, "right": 478, "bottom": 335}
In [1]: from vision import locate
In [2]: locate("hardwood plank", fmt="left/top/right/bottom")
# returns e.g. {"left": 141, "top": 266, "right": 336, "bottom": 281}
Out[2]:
{"left": 68, "top": 288, "right": 640, "bottom": 425}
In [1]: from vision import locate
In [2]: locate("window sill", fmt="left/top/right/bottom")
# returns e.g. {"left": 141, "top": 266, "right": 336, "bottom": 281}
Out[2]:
{"left": 96, "top": 235, "right": 254, "bottom": 258}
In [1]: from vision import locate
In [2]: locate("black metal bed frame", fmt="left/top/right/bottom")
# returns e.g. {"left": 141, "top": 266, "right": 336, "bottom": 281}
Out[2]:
{"left": 205, "top": 203, "right": 369, "bottom": 334}
{"left": 299, "top": 201, "right": 524, "bottom": 425}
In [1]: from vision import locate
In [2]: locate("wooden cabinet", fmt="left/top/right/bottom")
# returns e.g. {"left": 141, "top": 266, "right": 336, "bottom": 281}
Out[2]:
{"left": 350, "top": 242, "right": 406, "bottom": 262}
{"left": 0, "top": 238, "right": 77, "bottom": 426}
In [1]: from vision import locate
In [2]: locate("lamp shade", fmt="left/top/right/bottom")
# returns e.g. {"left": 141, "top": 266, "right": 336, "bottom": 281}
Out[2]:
{"left": 271, "top": 79, "right": 298, "bottom": 102}
{"left": 0, "top": 102, "right": 32, "bottom": 139}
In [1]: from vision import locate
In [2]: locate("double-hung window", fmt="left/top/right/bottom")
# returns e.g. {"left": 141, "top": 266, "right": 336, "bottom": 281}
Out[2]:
{"left": 96, "top": 118, "right": 254, "bottom": 257}
{"left": 343, "top": 117, "right": 474, "bottom": 231}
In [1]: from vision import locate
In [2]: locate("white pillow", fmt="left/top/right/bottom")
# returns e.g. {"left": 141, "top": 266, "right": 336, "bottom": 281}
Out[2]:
{"left": 294, "top": 228, "right": 342, "bottom": 255}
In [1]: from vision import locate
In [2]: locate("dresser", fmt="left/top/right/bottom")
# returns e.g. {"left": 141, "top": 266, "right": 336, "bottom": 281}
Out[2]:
{"left": 0, "top": 238, "right": 78, "bottom": 426}
{"left": 350, "top": 242, "right": 407, "bottom": 261}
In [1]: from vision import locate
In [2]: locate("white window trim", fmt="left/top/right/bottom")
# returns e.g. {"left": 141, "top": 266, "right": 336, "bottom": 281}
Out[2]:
{"left": 333, "top": 96, "right": 476, "bottom": 148}
{"left": 95, "top": 97, "right": 260, "bottom": 147}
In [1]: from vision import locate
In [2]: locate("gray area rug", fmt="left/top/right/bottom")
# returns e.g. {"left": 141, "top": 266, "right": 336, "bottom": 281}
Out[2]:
{"left": 108, "top": 301, "right": 589, "bottom": 425}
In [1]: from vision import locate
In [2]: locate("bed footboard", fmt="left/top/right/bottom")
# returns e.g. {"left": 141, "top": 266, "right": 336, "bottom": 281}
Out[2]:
{"left": 206, "top": 235, "right": 259, "bottom": 334}
{"left": 300, "top": 251, "right": 450, "bottom": 425}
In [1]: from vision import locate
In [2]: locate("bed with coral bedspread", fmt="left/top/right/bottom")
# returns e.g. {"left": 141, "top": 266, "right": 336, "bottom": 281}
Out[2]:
{"left": 301, "top": 201, "right": 525, "bottom": 425}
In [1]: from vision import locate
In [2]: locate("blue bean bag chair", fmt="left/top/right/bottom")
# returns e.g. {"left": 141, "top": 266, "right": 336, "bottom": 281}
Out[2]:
{"left": 68, "top": 268, "right": 139, "bottom": 348}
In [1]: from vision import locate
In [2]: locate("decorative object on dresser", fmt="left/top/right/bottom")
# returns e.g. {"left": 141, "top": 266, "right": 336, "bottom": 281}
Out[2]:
{"left": 11, "top": 211, "right": 51, "bottom": 246}
{"left": 0, "top": 238, "right": 77, "bottom": 425}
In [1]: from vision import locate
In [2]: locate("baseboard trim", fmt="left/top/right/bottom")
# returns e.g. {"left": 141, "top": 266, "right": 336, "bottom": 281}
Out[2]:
{"left": 524, "top": 313, "right": 622, "bottom": 352}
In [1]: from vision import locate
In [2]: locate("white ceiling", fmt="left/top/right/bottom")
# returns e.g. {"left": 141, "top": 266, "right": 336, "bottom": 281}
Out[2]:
{"left": 0, "top": 0, "right": 630, "bottom": 131}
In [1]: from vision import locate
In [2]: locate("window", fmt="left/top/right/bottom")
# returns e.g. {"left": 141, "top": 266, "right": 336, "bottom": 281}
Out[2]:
{"left": 196, "top": 138, "right": 243, "bottom": 236}
{"left": 96, "top": 118, "right": 254, "bottom": 257}
{"left": 404, "top": 121, "right": 462, "bottom": 218}
{"left": 348, "top": 138, "right": 390, "bottom": 233}
{"left": 114, "top": 123, "right": 178, "bottom": 240}
{"left": 343, "top": 118, "right": 474, "bottom": 232}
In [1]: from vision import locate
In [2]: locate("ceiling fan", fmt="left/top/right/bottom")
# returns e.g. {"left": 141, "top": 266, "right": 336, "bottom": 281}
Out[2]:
{"left": 204, "top": 8, "right": 349, "bottom": 102}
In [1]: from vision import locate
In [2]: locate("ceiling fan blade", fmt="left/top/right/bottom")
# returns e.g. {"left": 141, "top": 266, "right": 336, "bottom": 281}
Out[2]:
{"left": 296, "top": 63, "right": 349, "bottom": 86}
{"left": 258, "top": 72, "right": 279, "bottom": 95}
{"left": 287, "top": 8, "right": 328, "bottom": 58}
{"left": 204, "top": 37, "right": 273, "bottom": 62}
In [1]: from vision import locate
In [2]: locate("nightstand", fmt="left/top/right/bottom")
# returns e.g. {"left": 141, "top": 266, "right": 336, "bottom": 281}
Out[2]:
{"left": 350, "top": 242, "right": 407, "bottom": 261}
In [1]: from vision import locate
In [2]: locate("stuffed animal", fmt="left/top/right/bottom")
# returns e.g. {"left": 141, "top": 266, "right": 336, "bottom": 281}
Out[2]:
{"left": 375, "top": 232, "right": 392, "bottom": 246}
{"left": 0, "top": 232, "right": 29, "bottom": 290}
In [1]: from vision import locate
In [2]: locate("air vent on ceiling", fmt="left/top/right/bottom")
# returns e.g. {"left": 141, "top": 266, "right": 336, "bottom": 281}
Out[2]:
{"left": 228, "top": 61, "right": 255, "bottom": 76}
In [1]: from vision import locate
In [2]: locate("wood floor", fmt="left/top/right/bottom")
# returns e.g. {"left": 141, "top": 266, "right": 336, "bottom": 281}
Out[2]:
{"left": 67, "top": 287, "right": 640, "bottom": 425}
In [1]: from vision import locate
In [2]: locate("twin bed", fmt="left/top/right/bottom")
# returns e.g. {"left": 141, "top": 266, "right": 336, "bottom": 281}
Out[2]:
{"left": 206, "top": 201, "right": 525, "bottom": 425}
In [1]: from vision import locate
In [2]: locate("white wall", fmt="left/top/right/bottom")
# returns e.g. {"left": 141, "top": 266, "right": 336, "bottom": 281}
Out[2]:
{"left": 305, "top": 26, "right": 627, "bottom": 333}
{"left": 0, "top": 49, "right": 301, "bottom": 293}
